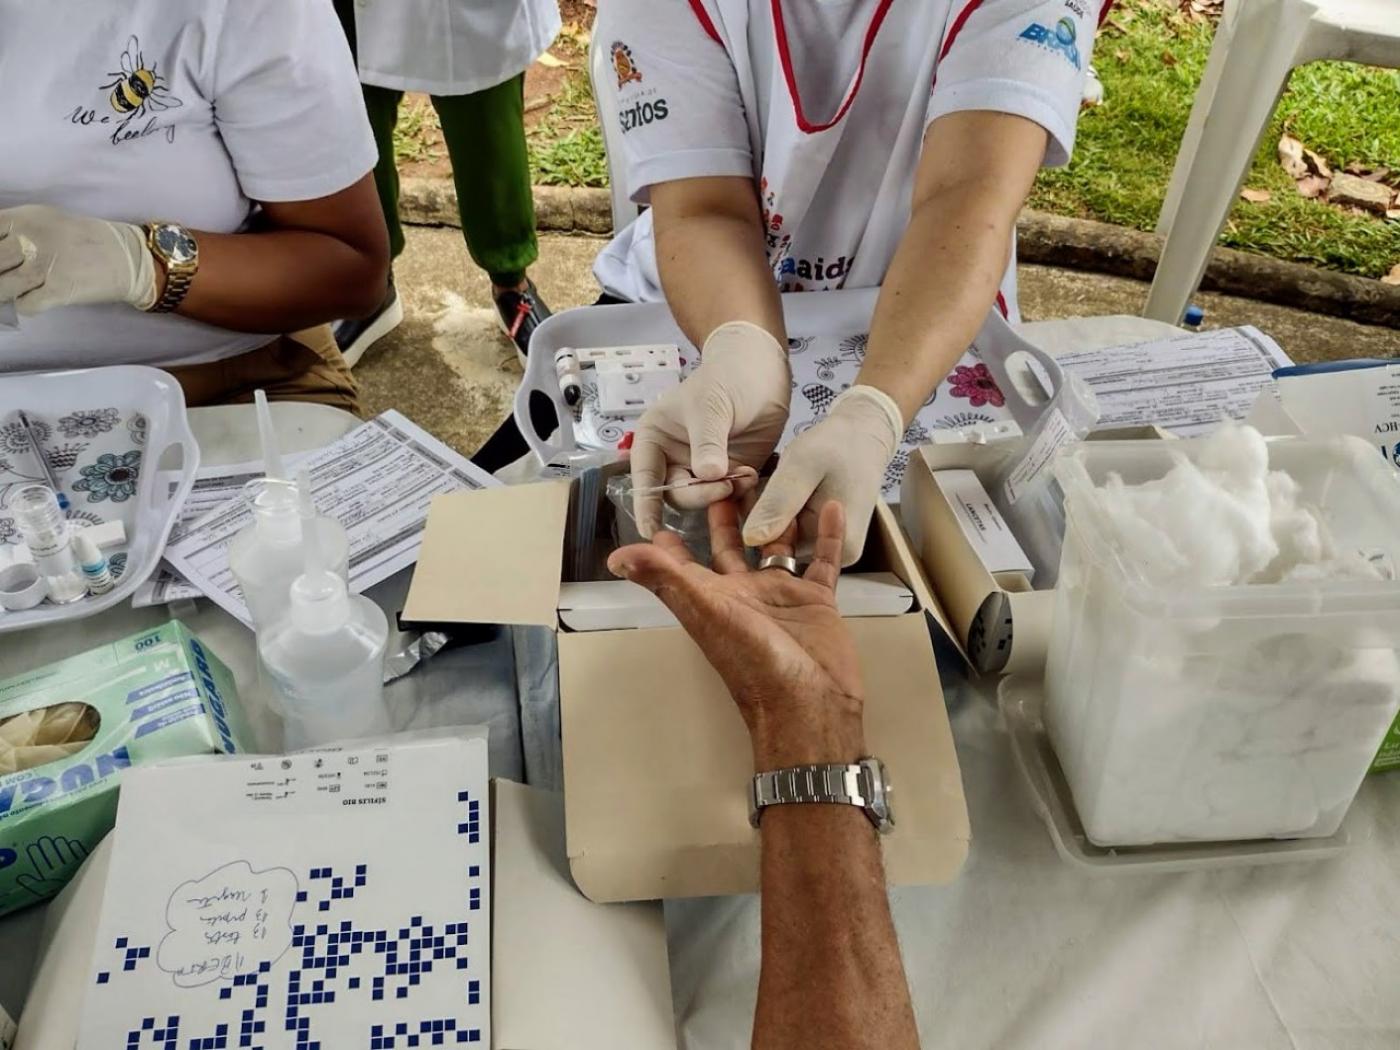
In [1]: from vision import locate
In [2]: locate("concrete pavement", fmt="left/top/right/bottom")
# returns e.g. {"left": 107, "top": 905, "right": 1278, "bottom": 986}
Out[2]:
{"left": 355, "top": 226, "right": 1398, "bottom": 460}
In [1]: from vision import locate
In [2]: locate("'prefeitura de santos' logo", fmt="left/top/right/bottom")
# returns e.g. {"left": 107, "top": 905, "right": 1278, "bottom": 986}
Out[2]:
{"left": 612, "top": 40, "right": 670, "bottom": 133}
{"left": 1018, "top": 16, "right": 1081, "bottom": 70}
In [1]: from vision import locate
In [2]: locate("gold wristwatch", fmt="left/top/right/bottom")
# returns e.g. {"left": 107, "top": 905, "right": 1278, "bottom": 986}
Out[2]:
{"left": 143, "top": 222, "right": 199, "bottom": 313}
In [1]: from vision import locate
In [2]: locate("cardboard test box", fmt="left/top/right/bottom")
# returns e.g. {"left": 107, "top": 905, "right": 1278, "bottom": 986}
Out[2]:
{"left": 901, "top": 426, "right": 1174, "bottom": 677}
{"left": 404, "top": 474, "right": 970, "bottom": 902}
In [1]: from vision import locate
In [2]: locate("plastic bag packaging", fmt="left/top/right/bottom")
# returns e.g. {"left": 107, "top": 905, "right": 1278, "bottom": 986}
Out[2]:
{"left": 382, "top": 629, "right": 451, "bottom": 685}
{"left": 0, "top": 301, "right": 16, "bottom": 330}
{"left": 972, "top": 310, "right": 1101, "bottom": 585}
{"left": 0, "top": 702, "right": 98, "bottom": 775}
{"left": 605, "top": 473, "right": 713, "bottom": 563}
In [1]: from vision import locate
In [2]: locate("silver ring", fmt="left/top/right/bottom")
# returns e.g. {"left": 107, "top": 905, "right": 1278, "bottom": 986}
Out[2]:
{"left": 758, "top": 554, "right": 800, "bottom": 576}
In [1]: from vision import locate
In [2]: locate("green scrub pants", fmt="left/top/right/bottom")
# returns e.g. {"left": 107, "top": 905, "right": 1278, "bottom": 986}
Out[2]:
{"left": 334, "top": 0, "right": 538, "bottom": 289}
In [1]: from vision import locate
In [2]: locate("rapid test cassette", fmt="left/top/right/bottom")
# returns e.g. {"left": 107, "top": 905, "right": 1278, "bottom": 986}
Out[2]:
{"left": 570, "top": 344, "right": 682, "bottom": 419}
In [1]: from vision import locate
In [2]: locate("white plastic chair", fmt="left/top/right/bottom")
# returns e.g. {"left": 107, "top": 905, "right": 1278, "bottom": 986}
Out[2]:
{"left": 1145, "top": 0, "right": 1400, "bottom": 323}
{"left": 588, "top": 31, "right": 643, "bottom": 234}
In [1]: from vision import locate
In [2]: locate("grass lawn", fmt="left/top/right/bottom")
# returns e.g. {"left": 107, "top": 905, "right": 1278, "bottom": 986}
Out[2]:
{"left": 1035, "top": 0, "right": 1400, "bottom": 278}
{"left": 400, "top": 0, "right": 1399, "bottom": 279}
{"left": 527, "top": 72, "right": 609, "bottom": 189}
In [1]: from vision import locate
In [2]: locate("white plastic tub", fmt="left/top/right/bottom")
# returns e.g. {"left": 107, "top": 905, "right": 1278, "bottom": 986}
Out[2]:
{"left": 0, "top": 367, "right": 198, "bottom": 633}
{"left": 1044, "top": 434, "right": 1400, "bottom": 847}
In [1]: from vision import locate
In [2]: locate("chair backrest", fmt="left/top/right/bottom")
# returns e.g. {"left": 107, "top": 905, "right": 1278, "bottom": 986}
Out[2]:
{"left": 588, "top": 30, "right": 643, "bottom": 234}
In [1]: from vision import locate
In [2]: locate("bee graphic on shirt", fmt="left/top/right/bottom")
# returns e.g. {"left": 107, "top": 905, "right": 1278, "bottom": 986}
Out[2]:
{"left": 102, "top": 36, "right": 182, "bottom": 119}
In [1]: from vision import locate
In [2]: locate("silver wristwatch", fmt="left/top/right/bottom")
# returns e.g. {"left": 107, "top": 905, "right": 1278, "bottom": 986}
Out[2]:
{"left": 749, "top": 757, "right": 894, "bottom": 833}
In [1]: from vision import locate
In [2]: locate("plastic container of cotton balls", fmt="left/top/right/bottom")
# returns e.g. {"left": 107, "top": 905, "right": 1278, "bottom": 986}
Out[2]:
{"left": 1044, "top": 424, "right": 1400, "bottom": 847}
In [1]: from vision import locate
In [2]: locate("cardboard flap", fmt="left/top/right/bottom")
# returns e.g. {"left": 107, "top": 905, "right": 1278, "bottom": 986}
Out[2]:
{"left": 560, "top": 618, "right": 970, "bottom": 902}
{"left": 404, "top": 482, "right": 571, "bottom": 627}
{"left": 872, "top": 502, "right": 938, "bottom": 618}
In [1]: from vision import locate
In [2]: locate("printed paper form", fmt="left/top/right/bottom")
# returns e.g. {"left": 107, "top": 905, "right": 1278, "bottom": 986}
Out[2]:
{"left": 134, "top": 458, "right": 295, "bottom": 608}
{"left": 78, "top": 733, "right": 491, "bottom": 1048}
{"left": 1056, "top": 326, "right": 1293, "bottom": 437}
{"left": 157, "top": 411, "right": 499, "bottom": 627}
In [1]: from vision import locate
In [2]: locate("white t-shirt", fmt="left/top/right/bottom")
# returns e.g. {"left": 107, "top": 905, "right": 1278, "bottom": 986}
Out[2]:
{"left": 593, "top": 0, "right": 1102, "bottom": 319}
{"left": 0, "top": 0, "right": 379, "bottom": 372}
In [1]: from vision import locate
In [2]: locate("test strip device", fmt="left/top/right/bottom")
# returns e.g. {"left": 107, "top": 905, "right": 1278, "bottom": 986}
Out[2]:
{"left": 567, "top": 344, "right": 684, "bottom": 419}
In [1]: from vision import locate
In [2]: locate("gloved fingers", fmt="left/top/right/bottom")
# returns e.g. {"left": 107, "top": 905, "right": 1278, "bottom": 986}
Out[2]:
{"left": 725, "top": 465, "right": 759, "bottom": 500}
{"left": 685, "top": 385, "right": 736, "bottom": 482}
{"left": 743, "top": 454, "right": 820, "bottom": 548}
{"left": 830, "top": 481, "right": 879, "bottom": 567}
{"left": 666, "top": 472, "right": 737, "bottom": 511}
{"left": 629, "top": 433, "right": 669, "bottom": 539}
{"left": 803, "top": 501, "right": 847, "bottom": 591}
{"left": 705, "top": 501, "right": 749, "bottom": 575}
{"left": 0, "top": 258, "right": 46, "bottom": 311}
{"left": 666, "top": 462, "right": 759, "bottom": 512}
{"left": 0, "top": 231, "right": 25, "bottom": 275}
{"left": 15, "top": 259, "right": 60, "bottom": 316}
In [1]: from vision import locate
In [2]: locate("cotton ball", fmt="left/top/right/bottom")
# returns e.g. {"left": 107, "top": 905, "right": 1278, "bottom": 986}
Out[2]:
{"left": 1094, "top": 472, "right": 1191, "bottom": 581}
{"left": 18, "top": 233, "right": 37, "bottom": 263}
{"left": 1283, "top": 551, "right": 1387, "bottom": 583}
{"left": 1259, "top": 469, "right": 1326, "bottom": 579}
{"left": 1199, "top": 422, "right": 1270, "bottom": 486}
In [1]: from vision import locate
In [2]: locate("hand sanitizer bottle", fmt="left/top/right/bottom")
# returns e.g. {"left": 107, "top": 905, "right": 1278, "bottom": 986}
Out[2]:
{"left": 257, "top": 499, "right": 390, "bottom": 750}
{"left": 228, "top": 392, "right": 348, "bottom": 629}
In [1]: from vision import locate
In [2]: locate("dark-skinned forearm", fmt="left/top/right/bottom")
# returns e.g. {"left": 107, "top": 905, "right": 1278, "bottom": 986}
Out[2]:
{"left": 750, "top": 709, "right": 918, "bottom": 1050}
{"left": 162, "top": 227, "right": 386, "bottom": 333}
{"left": 754, "top": 804, "right": 920, "bottom": 1050}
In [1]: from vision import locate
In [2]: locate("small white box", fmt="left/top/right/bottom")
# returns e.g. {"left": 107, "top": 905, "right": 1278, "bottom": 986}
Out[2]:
{"left": 930, "top": 470, "right": 1034, "bottom": 581}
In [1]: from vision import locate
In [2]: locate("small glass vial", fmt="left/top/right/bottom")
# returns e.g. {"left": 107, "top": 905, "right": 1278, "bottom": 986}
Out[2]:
{"left": 8, "top": 485, "right": 86, "bottom": 604}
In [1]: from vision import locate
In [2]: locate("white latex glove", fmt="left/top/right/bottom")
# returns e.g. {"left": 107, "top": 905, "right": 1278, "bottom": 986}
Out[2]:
{"left": 0, "top": 204, "right": 157, "bottom": 316}
{"left": 744, "top": 385, "right": 903, "bottom": 567}
{"left": 631, "top": 320, "right": 791, "bottom": 537}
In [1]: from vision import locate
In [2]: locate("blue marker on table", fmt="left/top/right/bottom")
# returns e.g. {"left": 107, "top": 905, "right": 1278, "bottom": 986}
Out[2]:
{"left": 19, "top": 411, "right": 69, "bottom": 511}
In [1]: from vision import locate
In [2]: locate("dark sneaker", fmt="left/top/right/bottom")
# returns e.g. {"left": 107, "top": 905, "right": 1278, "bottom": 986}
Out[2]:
{"left": 494, "top": 279, "right": 552, "bottom": 366}
{"left": 334, "top": 279, "right": 403, "bottom": 368}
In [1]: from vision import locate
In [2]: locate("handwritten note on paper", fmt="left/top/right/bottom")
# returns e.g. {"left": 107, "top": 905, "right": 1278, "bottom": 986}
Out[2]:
{"left": 159, "top": 861, "right": 297, "bottom": 987}
{"left": 77, "top": 734, "right": 492, "bottom": 1049}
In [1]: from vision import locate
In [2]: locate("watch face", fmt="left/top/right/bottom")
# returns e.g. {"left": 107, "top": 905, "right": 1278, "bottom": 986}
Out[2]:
{"left": 155, "top": 225, "right": 197, "bottom": 265}
{"left": 864, "top": 759, "right": 894, "bottom": 831}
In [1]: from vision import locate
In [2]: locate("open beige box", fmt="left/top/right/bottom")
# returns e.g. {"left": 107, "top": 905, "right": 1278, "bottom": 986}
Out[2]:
{"left": 901, "top": 427, "right": 1172, "bottom": 677}
{"left": 404, "top": 476, "right": 970, "bottom": 902}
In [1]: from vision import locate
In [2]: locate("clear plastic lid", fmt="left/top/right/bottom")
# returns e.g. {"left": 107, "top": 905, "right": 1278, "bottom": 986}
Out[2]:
{"left": 243, "top": 477, "right": 303, "bottom": 546}
{"left": 8, "top": 484, "right": 68, "bottom": 549}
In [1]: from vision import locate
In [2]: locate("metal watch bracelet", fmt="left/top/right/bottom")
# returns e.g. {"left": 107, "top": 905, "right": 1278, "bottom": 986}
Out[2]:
{"left": 749, "top": 757, "right": 894, "bottom": 833}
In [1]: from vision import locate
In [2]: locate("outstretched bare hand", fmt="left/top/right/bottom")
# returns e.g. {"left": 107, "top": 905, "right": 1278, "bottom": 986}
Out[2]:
{"left": 608, "top": 500, "right": 866, "bottom": 769}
